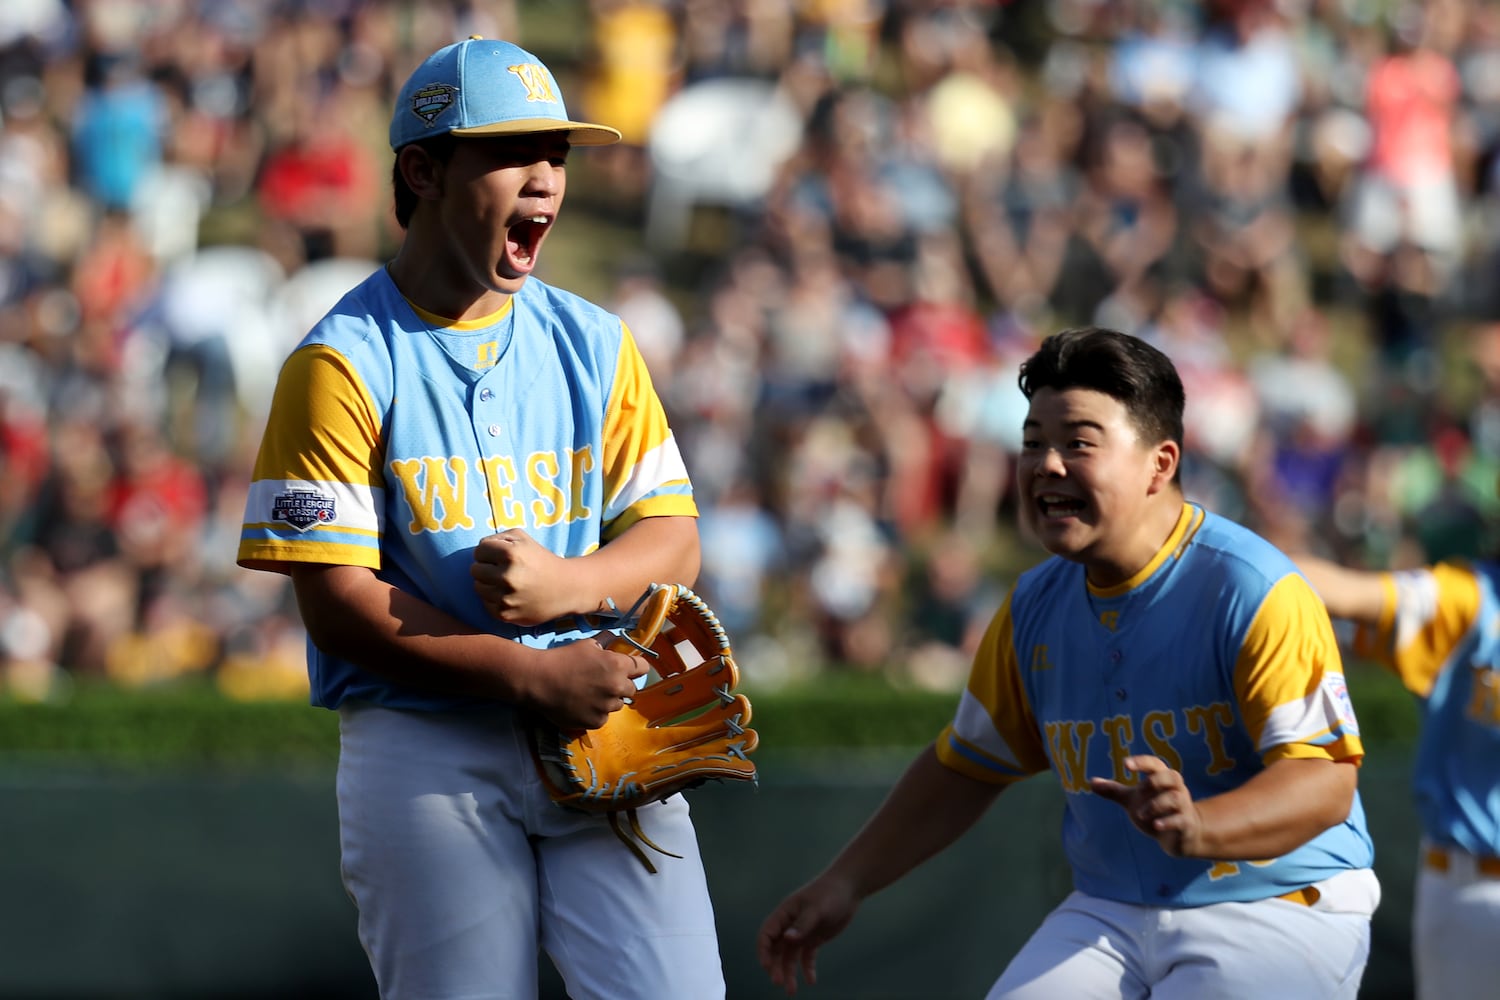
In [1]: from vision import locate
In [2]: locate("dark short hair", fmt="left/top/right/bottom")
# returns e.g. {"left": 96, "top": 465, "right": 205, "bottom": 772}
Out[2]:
{"left": 1018, "top": 327, "right": 1186, "bottom": 469}
{"left": 391, "top": 133, "right": 457, "bottom": 229}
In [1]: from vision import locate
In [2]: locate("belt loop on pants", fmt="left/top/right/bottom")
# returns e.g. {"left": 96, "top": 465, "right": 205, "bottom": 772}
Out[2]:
{"left": 1274, "top": 886, "right": 1321, "bottom": 907}
{"left": 1424, "top": 844, "right": 1500, "bottom": 878}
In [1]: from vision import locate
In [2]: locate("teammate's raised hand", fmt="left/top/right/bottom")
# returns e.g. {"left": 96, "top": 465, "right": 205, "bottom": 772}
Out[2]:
{"left": 472, "top": 528, "right": 579, "bottom": 625}
{"left": 757, "top": 874, "right": 860, "bottom": 996}
{"left": 1090, "top": 755, "right": 1204, "bottom": 858}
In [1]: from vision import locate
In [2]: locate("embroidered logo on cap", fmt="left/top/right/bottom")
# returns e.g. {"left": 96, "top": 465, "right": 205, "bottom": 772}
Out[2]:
{"left": 409, "top": 83, "right": 458, "bottom": 126}
{"left": 272, "top": 488, "right": 338, "bottom": 531}
{"left": 507, "top": 64, "right": 558, "bottom": 104}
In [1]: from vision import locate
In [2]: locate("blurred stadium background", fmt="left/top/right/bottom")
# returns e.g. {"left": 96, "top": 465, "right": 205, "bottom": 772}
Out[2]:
{"left": 1, "top": 0, "right": 1491, "bottom": 995}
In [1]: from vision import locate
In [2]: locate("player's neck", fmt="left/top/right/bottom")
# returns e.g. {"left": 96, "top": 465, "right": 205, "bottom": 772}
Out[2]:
{"left": 386, "top": 251, "right": 517, "bottom": 323}
{"left": 1082, "top": 495, "right": 1187, "bottom": 590}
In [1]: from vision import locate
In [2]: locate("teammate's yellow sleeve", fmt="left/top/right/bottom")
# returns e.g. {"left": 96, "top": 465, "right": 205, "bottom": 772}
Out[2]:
{"left": 1353, "top": 561, "right": 1482, "bottom": 698}
{"left": 1234, "top": 573, "right": 1364, "bottom": 765}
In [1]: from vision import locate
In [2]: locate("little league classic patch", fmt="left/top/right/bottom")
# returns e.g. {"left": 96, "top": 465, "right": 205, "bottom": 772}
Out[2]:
{"left": 1323, "top": 672, "right": 1360, "bottom": 736}
{"left": 272, "top": 488, "right": 338, "bottom": 531}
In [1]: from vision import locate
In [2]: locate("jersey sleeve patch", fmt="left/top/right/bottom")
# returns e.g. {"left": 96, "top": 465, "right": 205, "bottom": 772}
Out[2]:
{"left": 1260, "top": 671, "right": 1361, "bottom": 749}
{"left": 1237, "top": 574, "right": 1364, "bottom": 762}
{"left": 239, "top": 478, "right": 383, "bottom": 571}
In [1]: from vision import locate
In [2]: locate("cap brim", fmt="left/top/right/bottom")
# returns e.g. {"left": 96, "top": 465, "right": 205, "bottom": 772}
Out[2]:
{"left": 450, "top": 118, "right": 622, "bottom": 146}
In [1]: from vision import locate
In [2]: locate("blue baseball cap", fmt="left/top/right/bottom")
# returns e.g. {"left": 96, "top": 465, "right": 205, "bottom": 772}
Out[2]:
{"left": 389, "top": 36, "right": 621, "bottom": 151}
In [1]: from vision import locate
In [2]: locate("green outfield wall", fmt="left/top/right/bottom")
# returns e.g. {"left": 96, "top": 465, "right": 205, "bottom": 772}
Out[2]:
{"left": 0, "top": 749, "right": 1420, "bottom": 1000}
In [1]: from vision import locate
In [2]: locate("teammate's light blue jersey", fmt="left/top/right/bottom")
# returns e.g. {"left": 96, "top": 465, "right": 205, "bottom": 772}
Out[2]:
{"left": 237, "top": 268, "right": 697, "bottom": 710}
{"left": 938, "top": 503, "right": 1373, "bottom": 907}
{"left": 1354, "top": 559, "right": 1500, "bottom": 857}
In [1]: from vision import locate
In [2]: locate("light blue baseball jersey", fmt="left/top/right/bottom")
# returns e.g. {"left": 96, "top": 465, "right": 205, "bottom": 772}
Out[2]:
{"left": 237, "top": 267, "right": 697, "bottom": 710}
{"left": 1353, "top": 559, "right": 1500, "bottom": 857}
{"left": 938, "top": 503, "right": 1373, "bottom": 906}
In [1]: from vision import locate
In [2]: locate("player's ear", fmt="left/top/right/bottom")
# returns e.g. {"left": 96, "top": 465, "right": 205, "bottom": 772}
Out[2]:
{"left": 1148, "top": 438, "right": 1179, "bottom": 493}
{"left": 396, "top": 143, "right": 444, "bottom": 202}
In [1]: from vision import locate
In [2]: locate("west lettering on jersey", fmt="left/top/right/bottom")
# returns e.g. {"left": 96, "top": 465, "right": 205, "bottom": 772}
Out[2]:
{"left": 1207, "top": 859, "right": 1276, "bottom": 881}
{"left": 1046, "top": 720, "right": 1096, "bottom": 792}
{"left": 1048, "top": 702, "right": 1237, "bottom": 792}
{"left": 1141, "top": 710, "right": 1182, "bottom": 771}
{"left": 481, "top": 455, "right": 525, "bottom": 528}
{"left": 1183, "top": 702, "right": 1236, "bottom": 775}
{"left": 391, "top": 456, "right": 477, "bottom": 533}
{"left": 1101, "top": 715, "right": 1134, "bottom": 782}
{"left": 398, "top": 450, "right": 600, "bottom": 534}
{"left": 527, "top": 451, "right": 567, "bottom": 527}
{"left": 567, "top": 446, "right": 594, "bottom": 521}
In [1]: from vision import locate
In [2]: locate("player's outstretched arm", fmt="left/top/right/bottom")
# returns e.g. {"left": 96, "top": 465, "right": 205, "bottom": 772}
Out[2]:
{"left": 291, "top": 563, "right": 646, "bottom": 730}
{"left": 472, "top": 515, "right": 700, "bottom": 625}
{"left": 1292, "top": 554, "right": 1386, "bottom": 626}
{"left": 1090, "top": 754, "right": 1357, "bottom": 860}
{"left": 758, "top": 743, "right": 1003, "bottom": 995}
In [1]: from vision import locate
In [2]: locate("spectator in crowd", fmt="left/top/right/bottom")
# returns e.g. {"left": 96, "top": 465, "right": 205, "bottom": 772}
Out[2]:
{"left": 1, "top": 0, "right": 1498, "bottom": 704}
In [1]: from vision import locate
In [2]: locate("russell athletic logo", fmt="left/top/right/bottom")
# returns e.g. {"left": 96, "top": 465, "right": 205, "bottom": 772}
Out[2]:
{"left": 272, "top": 488, "right": 337, "bottom": 531}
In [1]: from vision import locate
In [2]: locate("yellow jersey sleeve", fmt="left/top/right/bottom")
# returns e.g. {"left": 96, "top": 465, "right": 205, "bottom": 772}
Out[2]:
{"left": 599, "top": 322, "right": 696, "bottom": 539}
{"left": 1354, "top": 561, "right": 1482, "bottom": 698}
{"left": 237, "top": 343, "right": 385, "bottom": 573}
{"left": 1234, "top": 573, "right": 1364, "bottom": 765}
{"left": 936, "top": 594, "right": 1052, "bottom": 784}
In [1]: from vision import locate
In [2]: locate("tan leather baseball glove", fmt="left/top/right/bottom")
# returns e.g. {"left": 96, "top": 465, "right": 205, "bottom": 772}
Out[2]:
{"left": 530, "top": 582, "right": 759, "bottom": 871}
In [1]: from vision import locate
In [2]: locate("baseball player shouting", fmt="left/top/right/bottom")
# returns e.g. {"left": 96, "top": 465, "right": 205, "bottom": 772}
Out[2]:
{"left": 1296, "top": 549, "right": 1500, "bottom": 999}
{"left": 237, "top": 37, "right": 724, "bottom": 999}
{"left": 759, "top": 327, "right": 1380, "bottom": 999}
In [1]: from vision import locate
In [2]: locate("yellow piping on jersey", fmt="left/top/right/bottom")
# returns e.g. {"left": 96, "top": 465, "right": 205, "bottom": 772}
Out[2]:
{"left": 1087, "top": 503, "right": 1202, "bottom": 599}
{"left": 405, "top": 296, "right": 514, "bottom": 331}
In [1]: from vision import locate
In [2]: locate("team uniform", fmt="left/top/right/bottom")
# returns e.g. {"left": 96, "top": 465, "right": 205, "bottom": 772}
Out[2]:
{"left": 1350, "top": 559, "right": 1500, "bottom": 1000}
{"left": 237, "top": 268, "right": 724, "bottom": 999}
{"left": 938, "top": 503, "right": 1379, "bottom": 999}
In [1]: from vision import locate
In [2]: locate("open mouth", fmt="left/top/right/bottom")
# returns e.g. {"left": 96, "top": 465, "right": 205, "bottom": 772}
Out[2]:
{"left": 1036, "top": 494, "right": 1086, "bottom": 519}
{"left": 506, "top": 214, "right": 551, "bottom": 271}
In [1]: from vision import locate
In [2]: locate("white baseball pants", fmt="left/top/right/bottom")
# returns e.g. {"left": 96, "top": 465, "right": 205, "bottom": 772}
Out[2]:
{"left": 335, "top": 702, "right": 726, "bottom": 1000}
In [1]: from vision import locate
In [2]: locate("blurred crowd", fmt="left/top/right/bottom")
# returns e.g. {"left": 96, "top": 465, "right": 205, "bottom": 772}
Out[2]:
{"left": 2, "top": 0, "right": 1499, "bottom": 702}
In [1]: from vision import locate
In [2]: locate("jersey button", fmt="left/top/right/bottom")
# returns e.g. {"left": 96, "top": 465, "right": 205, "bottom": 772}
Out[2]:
{"left": 479, "top": 388, "right": 494, "bottom": 401}
{"left": 487, "top": 424, "right": 501, "bottom": 436}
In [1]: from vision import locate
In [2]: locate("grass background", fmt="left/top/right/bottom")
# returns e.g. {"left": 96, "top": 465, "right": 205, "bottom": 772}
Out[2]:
{"left": 0, "top": 658, "right": 1418, "bottom": 767}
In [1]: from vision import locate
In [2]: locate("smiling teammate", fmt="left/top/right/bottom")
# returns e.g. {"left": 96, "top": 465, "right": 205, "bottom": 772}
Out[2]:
{"left": 758, "top": 327, "right": 1380, "bottom": 999}
{"left": 237, "top": 38, "right": 723, "bottom": 999}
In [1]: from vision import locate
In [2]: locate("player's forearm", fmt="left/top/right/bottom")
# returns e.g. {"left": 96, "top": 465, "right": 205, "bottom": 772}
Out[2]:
{"left": 575, "top": 515, "right": 701, "bottom": 609}
{"left": 290, "top": 562, "right": 549, "bottom": 703}
{"left": 1187, "top": 757, "right": 1358, "bottom": 861}
{"left": 824, "top": 744, "right": 1003, "bottom": 901}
